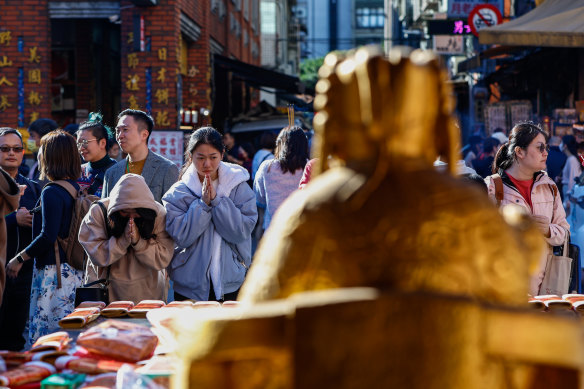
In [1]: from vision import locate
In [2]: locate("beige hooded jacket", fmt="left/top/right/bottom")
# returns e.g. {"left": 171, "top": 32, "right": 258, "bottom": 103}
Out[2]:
{"left": 79, "top": 174, "right": 174, "bottom": 303}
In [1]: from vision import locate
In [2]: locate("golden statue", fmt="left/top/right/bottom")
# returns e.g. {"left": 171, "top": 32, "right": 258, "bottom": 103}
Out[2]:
{"left": 168, "top": 47, "right": 584, "bottom": 389}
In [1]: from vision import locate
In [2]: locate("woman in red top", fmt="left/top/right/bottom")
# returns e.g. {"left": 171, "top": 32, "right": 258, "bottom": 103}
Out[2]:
{"left": 485, "top": 122, "right": 569, "bottom": 295}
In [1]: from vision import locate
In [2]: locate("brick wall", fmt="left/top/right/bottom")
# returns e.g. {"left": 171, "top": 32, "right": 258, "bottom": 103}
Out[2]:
{"left": 120, "top": 0, "right": 180, "bottom": 130}
{"left": 0, "top": 0, "right": 51, "bottom": 129}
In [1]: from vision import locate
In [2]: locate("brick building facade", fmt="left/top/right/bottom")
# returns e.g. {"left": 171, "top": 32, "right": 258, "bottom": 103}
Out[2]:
{"left": 0, "top": 0, "right": 261, "bottom": 134}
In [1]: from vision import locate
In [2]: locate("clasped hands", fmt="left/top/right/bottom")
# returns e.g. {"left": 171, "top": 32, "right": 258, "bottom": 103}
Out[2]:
{"left": 201, "top": 174, "right": 216, "bottom": 205}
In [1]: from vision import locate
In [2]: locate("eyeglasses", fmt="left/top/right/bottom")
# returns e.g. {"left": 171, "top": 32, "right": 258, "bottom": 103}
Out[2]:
{"left": 77, "top": 139, "right": 98, "bottom": 148}
{"left": 536, "top": 143, "right": 550, "bottom": 153}
{"left": 0, "top": 146, "right": 24, "bottom": 153}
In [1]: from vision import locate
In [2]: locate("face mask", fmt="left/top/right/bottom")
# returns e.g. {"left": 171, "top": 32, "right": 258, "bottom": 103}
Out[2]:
{"left": 27, "top": 139, "right": 38, "bottom": 153}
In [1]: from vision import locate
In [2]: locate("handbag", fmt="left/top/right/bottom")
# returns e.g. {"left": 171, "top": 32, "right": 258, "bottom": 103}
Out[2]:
{"left": 539, "top": 230, "right": 573, "bottom": 296}
{"left": 74, "top": 272, "right": 110, "bottom": 307}
{"left": 74, "top": 200, "right": 112, "bottom": 307}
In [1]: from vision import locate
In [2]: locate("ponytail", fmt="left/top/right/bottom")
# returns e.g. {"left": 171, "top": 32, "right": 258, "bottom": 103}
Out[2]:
{"left": 492, "top": 142, "right": 513, "bottom": 174}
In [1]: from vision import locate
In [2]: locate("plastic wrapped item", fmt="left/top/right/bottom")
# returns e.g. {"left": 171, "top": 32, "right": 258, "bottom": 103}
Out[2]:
{"left": 59, "top": 308, "right": 101, "bottom": 329}
{"left": 76, "top": 321, "right": 158, "bottom": 362}
{"left": 128, "top": 301, "right": 166, "bottom": 319}
{"left": 162, "top": 301, "right": 194, "bottom": 309}
{"left": 0, "top": 351, "right": 31, "bottom": 368}
{"left": 115, "top": 364, "right": 165, "bottom": 389}
{"left": 31, "top": 350, "right": 69, "bottom": 365}
{"left": 30, "top": 332, "right": 71, "bottom": 352}
{"left": 101, "top": 301, "right": 135, "bottom": 318}
{"left": 77, "top": 301, "right": 107, "bottom": 310}
{"left": 193, "top": 301, "right": 221, "bottom": 309}
{"left": 40, "top": 372, "right": 86, "bottom": 388}
{"left": 80, "top": 372, "right": 117, "bottom": 388}
{"left": 0, "top": 361, "right": 56, "bottom": 386}
{"left": 55, "top": 356, "right": 131, "bottom": 375}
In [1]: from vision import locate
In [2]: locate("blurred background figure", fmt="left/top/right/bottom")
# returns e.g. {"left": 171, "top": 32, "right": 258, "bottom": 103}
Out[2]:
{"left": 223, "top": 131, "right": 243, "bottom": 165}
{"left": 108, "top": 141, "right": 123, "bottom": 161}
{"left": 561, "top": 134, "right": 581, "bottom": 213}
{"left": 546, "top": 136, "right": 567, "bottom": 191}
{"left": 472, "top": 137, "right": 500, "bottom": 178}
{"left": 0, "top": 128, "right": 40, "bottom": 351}
{"left": 252, "top": 132, "right": 276, "bottom": 181}
{"left": 76, "top": 113, "right": 116, "bottom": 197}
{"left": 491, "top": 128, "right": 508, "bottom": 145}
{"left": 27, "top": 118, "right": 58, "bottom": 185}
{"left": 462, "top": 135, "right": 483, "bottom": 168}
{"left": 254, "top": 126, "right": 309, "bottom": 231}
{"left": 239, "top": 142, "right": 255, "bottom": 183}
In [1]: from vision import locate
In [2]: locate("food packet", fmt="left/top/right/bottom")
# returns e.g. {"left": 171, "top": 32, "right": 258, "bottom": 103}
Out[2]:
{"left": 30, "top": 332, "right": 71, "bottom": 352}
{"left": 0, "top": 361, "right": 56, "bottom": 386}
{"left": 128, "top": 301, "right": 166, "bottom": 319}
{"left": 55, "top": 356, "right": 132, "bottom": 375}
{"left": 77, "top": 301, "right": 107, "bottom": 310}
{"left": 59, "top": 307, "right": 101, "bottom": 329}
{"left": 101, "top": 301, "right": 135, "bottom": 318}
{"left": 76, "top": 321, "right": 158, "bottom": 362}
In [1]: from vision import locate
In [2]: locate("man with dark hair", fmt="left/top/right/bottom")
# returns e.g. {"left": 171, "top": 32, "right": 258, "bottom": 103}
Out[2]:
{"left": 0, "top": 128, "right": 40, "bottom": 350}
{"left": 27, "top": 118, "right": 58, "bottom": 183}
{"left": 102, "top": 109, "right": 178, "bottom": 203}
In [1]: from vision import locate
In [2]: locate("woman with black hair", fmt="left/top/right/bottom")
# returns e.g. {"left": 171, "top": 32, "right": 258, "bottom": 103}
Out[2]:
{"left": 79, "top": 174, "right": 174, "bottom": 303}
{"left": 162, "top": 127, "right": 257, "bottom": 302}
{"left": 485, "top": 122, "right": 569, "bottom": 295}
{"left": 76, "top": 112, "right": 116, "bottom": 197}
{"left": 253, "top": 126, "right": 309, "bottom": 230}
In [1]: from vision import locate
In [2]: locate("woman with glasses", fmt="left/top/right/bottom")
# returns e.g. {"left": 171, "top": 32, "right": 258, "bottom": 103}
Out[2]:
{"left": 76, "top": 112, "right": 116, "bottom": 197}
{"left": 79, "top": 174, "right": 174, "bottom": 303}
{"left": 485, "top": 122, "right": 569, "bottom": 295}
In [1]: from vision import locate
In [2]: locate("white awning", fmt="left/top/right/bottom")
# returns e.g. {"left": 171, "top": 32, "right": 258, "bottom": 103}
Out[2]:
{"left": 479, "top": 0, "right": 584, "bottom": 47}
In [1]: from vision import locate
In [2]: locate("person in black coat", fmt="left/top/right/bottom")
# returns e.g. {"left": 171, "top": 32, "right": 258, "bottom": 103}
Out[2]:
{"left": 0, "top": 128, "right": 41, "bottom": 350}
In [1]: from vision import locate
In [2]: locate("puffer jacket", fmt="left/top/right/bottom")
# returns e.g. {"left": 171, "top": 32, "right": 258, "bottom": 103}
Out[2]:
{"left": 485, "top": 170, "right": 570, "bottom": 295}
{"left": 79, "top": 174, "right": 174, "bottom": 303}
{"left": 162, "top": 162, "right": 257, "bottom": 301}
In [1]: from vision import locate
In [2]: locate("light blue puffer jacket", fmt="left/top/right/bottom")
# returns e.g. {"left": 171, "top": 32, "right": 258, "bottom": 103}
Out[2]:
{"left": 162, "top": 162, "right": 257, "bottom": 301}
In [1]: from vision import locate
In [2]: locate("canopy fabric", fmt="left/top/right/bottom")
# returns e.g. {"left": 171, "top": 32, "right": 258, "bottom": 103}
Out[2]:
{"left": 214, "top": 54, "right": 306, "bottom": 95}
{"left": 479, "top": 0, "right": 584, "bottom": 47}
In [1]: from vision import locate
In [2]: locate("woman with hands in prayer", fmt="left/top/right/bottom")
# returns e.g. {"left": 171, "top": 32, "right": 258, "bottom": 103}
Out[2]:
{"left": 162, "top": 127, "right": 257, "bottom": 302}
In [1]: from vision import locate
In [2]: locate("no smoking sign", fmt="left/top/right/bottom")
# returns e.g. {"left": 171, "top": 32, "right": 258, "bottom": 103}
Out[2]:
{"left": 468, "top": 4, "right": 503, "bottom": 37}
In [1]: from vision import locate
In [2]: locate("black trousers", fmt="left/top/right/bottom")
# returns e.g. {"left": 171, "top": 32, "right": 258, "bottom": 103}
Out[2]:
{"left": 174, "top": 280, "right": 239, "bottom": 302}
{"left": 0, "top": 269, "right": 33, "bottom": 351}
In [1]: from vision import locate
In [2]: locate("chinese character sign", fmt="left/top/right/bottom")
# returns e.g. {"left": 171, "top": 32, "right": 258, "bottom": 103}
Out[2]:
{"left": 448, "top": 0, "right": 503, "bottom": 18}
{"left": 149, "top": 131, "right": 184, "bottom": 167}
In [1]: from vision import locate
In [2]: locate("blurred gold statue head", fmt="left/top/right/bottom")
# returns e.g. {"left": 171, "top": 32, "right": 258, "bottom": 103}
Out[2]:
{"left": 313, "top": 46, "right": 460, "bottom": 175}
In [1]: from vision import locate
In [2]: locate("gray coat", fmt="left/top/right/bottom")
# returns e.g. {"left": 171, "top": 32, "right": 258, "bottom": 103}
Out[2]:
{"left": 102, "top": 150, "right": 179, "bottom": 204}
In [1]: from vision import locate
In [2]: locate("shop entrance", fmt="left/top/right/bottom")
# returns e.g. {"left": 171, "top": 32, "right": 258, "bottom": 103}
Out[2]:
{"left": 51, "top": 19, "right": 121, "bottom": 127}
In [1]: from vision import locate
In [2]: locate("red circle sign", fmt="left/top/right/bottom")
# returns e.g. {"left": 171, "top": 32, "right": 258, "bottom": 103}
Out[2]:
{"left": 468, "top": 4, "right": 503, "bottom": 37}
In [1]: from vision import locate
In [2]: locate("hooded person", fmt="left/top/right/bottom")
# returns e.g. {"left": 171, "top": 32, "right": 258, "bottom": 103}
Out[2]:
{"left": 79, "top": 173, "right": 174, "bottom": 303}
{"left": 162, "top": 127, "right": 257, "bottom": 302}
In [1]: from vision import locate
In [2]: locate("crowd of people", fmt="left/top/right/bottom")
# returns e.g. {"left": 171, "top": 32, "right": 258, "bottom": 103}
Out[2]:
{"left": 0, "top": 107, "right": 582, "bottom": 351}
{"left": 0, "top": 108, "right": 313, "bottom": 350}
